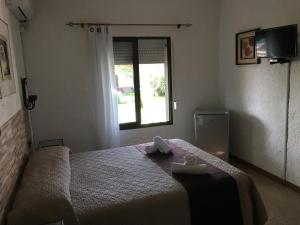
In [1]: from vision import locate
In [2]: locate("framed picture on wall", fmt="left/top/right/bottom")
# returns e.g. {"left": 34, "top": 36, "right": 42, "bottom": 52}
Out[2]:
{"left": 0, "top": 18, "right": 15, "bottom": 97}
{"left": 0, "top": 34, "right": 11, "bottom": 80}
{"left": 236, "top": 29, "right": 260, "bottom": 65}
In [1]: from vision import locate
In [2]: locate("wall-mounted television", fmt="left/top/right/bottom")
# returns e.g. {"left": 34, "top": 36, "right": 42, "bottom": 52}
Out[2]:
{"left": 256, "top": 24, "right": 298, "bottom": 60}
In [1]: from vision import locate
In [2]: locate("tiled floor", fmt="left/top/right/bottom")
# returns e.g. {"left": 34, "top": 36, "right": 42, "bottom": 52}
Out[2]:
{"left": 232, "top": 161, "right": 300, "bottom": 225}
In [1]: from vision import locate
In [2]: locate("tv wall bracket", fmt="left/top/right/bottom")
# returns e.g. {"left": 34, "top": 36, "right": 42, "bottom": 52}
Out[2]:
{"left": 269, "top": 58, "right": 291, "bottom": 64}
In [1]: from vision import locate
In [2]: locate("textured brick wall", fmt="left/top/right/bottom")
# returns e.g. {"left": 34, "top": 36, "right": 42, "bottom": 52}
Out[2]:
{"left": 0, "top": 110, "right": 32, "bottom": 224}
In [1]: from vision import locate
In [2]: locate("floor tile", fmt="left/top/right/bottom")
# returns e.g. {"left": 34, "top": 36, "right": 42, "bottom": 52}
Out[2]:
{"left": 231, "top": 160, "right": 300, "bottom": 225}
{"left": 265, "top": 218, "right": 284, "bottom": 225}
{"left": 276, "top": 211, "right": 300, "bottom": 225}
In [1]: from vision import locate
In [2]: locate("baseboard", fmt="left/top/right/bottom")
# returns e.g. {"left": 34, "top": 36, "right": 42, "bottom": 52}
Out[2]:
{"left": 230, "top": 155, "right": 300, "bottom": 193}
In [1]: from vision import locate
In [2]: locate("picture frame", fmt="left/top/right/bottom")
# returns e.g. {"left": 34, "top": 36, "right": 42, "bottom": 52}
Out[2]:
{"left": 0, "top": 34, "right": 11, "bottom": 80}
{"left": 236, "top": 29, "right": 260, "bottom": 65}
{"left": 0, "top": 18, "right": 15, "bottom": 98}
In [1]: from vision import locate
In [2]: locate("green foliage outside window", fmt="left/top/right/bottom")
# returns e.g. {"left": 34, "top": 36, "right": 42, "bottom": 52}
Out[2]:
{"left": 152, "top": 76, "right": 166, "bottom": 97}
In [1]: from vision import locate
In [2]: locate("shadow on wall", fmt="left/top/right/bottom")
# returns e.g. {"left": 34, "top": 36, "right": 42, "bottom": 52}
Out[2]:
{"left": 230, "top": 111, "right": 271, "bottom": 164}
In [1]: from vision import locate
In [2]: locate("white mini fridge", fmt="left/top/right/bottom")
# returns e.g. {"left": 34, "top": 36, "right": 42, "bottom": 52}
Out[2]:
{"left": 194, "top": 110, "right": 229, "bottom": 161}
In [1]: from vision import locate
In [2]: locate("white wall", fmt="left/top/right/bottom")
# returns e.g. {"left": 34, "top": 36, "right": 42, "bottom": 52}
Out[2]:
{"left": 22, "top": 0, "right": 221, "bottom": 152}
{"left": 219, "top": 0, "right": 300, "bottom": 185}
{"left": 0, "top": 0, "right": 25, "bottom": 127}
{"left": 287, "top": 60, "right": 300, "bottom": 186}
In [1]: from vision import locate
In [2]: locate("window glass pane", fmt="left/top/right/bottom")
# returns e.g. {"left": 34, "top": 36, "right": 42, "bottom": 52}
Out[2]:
{"left": 138, "top": 39, "right": 170, "bottom": 124}
{"left": 113, "top": 42, "right": 136, "bottom": 124}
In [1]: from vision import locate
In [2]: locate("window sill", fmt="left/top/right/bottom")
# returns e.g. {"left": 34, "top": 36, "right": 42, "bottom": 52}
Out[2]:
{"left": 120, "top": 121, "right": 173, "bottom": 130}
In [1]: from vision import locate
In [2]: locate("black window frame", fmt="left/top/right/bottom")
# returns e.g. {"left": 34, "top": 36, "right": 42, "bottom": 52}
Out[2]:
{"left": 113, "top": 37, "right": 173, "bottom": 130}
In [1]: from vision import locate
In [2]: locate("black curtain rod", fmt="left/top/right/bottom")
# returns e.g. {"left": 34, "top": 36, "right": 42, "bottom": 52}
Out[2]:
{"left": 66, "top": 22, "right": 192, "bottom": 29}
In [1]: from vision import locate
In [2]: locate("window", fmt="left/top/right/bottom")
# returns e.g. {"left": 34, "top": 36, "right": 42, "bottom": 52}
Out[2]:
{"left": 113, "top": 37, "right": 173, "bottom": 130}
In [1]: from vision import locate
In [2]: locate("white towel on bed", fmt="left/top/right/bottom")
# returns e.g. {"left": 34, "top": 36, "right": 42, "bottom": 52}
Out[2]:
{"left": 171, "top": 162, "right": 208, "bottom": 175}
{"left": 153, "top": 136, "right": 171, "bottom": 154}
{"left": 144, "top": 144, "right": 157, "bottom": 154}
{"left": 144, "top": 137, "right": 171, "bottom": 154}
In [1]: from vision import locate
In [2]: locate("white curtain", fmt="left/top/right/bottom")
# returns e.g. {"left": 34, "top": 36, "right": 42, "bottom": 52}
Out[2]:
{"left": 88, "top": 26, "right": 120, "bottom": 149}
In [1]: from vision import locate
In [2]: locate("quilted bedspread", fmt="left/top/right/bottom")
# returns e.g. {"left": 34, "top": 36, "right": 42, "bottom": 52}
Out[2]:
{"left": 70, "top": 143, "right": 190, "bottom": 225}
{"left": 69, "top": 139, "right": 267, "bottom": 225}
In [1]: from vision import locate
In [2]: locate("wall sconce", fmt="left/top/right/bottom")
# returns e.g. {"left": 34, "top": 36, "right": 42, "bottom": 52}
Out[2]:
{"left": 21, "top": 78, "right": 38, "bottom": 110}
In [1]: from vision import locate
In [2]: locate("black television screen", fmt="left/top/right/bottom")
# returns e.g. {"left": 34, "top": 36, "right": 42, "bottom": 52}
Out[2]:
{"left": 256, "top": 25, "right": 298, "bottom": 59}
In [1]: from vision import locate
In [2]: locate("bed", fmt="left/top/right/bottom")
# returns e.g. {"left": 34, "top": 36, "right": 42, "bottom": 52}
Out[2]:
{"left": 6, "top": 139, "right": 268, "bottom": 225}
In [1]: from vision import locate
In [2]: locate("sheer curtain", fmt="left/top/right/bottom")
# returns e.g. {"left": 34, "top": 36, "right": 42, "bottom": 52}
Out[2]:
{"left": 88, "top": 26, "right": 120, "bottom": 149}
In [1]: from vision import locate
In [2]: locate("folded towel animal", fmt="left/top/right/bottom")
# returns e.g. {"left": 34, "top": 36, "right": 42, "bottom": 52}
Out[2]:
{"left": 153, "top": 136, "right": 171, "bottom": 154}
{"left": 144, "top": 137, "right": 171, "bottom": 154}
{"left": 171, "top": 162, "right": 208, "bottom": 175}
{"left": 144, "top": 144, "right": 157, "bottom": 154}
